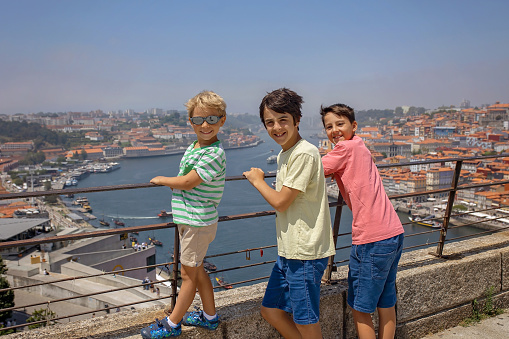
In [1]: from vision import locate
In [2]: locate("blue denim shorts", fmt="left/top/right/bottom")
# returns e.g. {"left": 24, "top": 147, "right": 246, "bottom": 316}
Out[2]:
{"left": 262, "top": 256, "right": 329, "bottom": 325}
{"left": 347, "top": 233, "right": 404, "bottom": 313}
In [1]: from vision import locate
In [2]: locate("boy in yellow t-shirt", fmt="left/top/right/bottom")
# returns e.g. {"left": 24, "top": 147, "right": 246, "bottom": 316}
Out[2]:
{"left": 243, "top": 88, "right": 335, "bottom": 339}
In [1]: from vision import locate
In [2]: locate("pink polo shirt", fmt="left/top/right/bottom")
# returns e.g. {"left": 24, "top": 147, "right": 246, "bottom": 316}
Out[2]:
{"left": 322, "top": 136, "right": 404, "bottom": 245}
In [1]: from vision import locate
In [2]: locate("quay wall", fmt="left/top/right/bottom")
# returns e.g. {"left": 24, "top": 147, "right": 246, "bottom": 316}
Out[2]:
{"left": 6, "top": 231, "right": 509, "bottom": 339}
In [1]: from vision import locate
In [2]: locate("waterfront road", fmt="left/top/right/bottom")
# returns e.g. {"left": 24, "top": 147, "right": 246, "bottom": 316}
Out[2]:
{"left": 422, "top": 310, "right": 509, "bottom": 339}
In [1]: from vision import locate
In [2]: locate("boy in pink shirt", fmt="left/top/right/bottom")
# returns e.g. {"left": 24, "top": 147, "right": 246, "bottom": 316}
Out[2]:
{"left": 320, "top": 103, "right": 404, "bottom": 339}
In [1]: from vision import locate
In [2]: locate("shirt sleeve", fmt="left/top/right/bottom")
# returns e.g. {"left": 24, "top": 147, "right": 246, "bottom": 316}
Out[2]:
{"left": 322, "top": 143, "right": 348, "bottom": 176}
{"left": 194, "top": 148, "right": 226, "bottom": 183}
{"left": 282, "top": 152, "right": 317, "bottom": 193}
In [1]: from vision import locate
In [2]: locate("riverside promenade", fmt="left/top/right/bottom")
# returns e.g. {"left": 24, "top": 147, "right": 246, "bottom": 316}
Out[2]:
{"left": 422, "top": 310, "right": 509, "bottom": 339}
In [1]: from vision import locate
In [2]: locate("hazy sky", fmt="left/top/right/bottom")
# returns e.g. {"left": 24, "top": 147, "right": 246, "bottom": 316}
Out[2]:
{"left": 1, "top": 1, "right": 508, "bottom": 116}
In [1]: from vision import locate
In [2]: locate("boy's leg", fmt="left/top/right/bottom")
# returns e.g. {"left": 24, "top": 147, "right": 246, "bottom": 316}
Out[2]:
{"left": 352, "top": 309, "right": 376, "bottom": 339}
{"left": 171, "top": 223, "right": 217, "bottom": 322}
{"left": 260, "top": 307, "right": 323, "bottom": 339}
{"left": 195, "top": 264, "right": 216, "bottom": 316}
{"left": 260, "top": 306, "right": 301, "bottom": 339}
{"left": 169, "top": 263, "right": 199, "bottom": 324}
{"left": 377, "top": 306, "right": 396, "bottom": 339}
{"left": 295, "top": 322, "right": 323, "bottom": 339}
{"left": 262, "top": 257, "right": 327, "bottom": 339}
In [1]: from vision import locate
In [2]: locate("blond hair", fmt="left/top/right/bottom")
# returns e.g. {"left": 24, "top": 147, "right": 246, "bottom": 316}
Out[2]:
{"left": 185, "top": 91, "right": 227, "bottom": 117}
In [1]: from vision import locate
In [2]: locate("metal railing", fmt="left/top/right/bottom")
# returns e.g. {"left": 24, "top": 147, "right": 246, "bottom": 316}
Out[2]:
{"left": 0, "top": 153, "right": 508, "bottom": 332}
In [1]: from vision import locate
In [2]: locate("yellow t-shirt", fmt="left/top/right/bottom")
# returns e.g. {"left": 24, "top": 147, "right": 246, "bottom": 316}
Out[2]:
{"left": 274, "top": 139, "right": 336, "bottom": 260}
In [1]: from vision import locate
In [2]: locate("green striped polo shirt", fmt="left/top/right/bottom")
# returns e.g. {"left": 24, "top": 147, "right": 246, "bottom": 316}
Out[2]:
{"left": 171, "top": 140, "right": 226, "bottom": 226}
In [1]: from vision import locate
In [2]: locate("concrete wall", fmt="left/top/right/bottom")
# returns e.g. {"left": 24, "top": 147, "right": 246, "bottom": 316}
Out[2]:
{"left": 6, "top": 231, "right": 509, "bottom": 339}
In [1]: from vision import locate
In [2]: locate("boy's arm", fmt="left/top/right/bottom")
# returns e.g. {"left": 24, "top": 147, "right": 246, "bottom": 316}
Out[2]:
{"left": 243, "top": 167, "right": 300, "bottom": 213}
{"left": 322, "top": 145, "right": 347, "bottom": 176}
{"left": 150, "top": 170, "right": 203, "bottom": 191}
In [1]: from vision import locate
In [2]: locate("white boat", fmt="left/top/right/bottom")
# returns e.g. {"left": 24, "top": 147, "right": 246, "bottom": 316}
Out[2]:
{"left": 156, "top": 270, "right": 180, "bottom": 292}
{"left": 267, "top": 155, "right": 277, "bottom": 164}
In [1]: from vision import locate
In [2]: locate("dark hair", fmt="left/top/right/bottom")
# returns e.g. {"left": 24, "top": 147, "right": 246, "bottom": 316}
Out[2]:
{"left": 319, "top": 103, "right": 355, "bottom": 126}
{"left": 259, "top": 88, "right": 303, "bottom": 127}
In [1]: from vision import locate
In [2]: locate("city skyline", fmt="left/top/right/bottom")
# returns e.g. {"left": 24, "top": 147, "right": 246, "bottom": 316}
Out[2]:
{"left": 1, "top": 1, "right": 509, "bottom": 116}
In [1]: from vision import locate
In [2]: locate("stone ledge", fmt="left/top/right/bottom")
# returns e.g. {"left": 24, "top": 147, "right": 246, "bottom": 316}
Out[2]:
{"left": 5, "top": 231, "right": 509, "bottom": 339}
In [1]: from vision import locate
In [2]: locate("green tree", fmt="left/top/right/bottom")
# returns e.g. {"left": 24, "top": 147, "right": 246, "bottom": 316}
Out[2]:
{"left": 452, "top": 204, "right": 468, "bottom": 211}
{"left": 79, "top": 149, "right": 88, "bottom": 160}
{"left": 0, "top": 256, "right": 14, "bottom": 325}
{"left": 44, "top": 195, "right": 58, "bottom": 204}
{"left": 26, "top": 308, "right": 57, "bottom": 329}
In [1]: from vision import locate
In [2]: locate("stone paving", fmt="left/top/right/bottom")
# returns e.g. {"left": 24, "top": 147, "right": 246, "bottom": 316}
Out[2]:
{"left": 421, "top": 309, "right": 509, "bottom": 339}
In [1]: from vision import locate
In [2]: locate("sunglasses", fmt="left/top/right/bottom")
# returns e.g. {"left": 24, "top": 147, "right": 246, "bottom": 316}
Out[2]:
{"left": 190, "top": 115, "right": 224, "bottom": 125}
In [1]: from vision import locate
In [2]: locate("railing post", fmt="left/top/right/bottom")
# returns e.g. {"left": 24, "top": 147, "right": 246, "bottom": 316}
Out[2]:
{"left": 434, "top": 160, "right": 463, "bottom": 257}
{"left": 170, "top": 226, "right": 180, "bottom": 311}
{"left": 324, "top": 194, "right": 344, "bottom": 284}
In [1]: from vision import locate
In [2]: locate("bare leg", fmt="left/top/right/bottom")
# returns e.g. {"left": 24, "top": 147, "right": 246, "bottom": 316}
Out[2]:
{"left": 195, "top": 265, "right": 216, "bottom": 316}
{"left": 295, "top": 322, "right": 323, "bottom": 339}
{"left": 169, "top": 264, "right": 211, "bottom": 324}
{"left": 352, "top": 309, "right": 376, "bottom": 339}
{"left": 377, "top": 307, "right": 396, "bottom": 339}
{"left": 261, "top": 306, "right": 302, "bottom": 339}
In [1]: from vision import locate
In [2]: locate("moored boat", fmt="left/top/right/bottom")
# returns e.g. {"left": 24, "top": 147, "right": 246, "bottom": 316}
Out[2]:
{"left": 99, "top": 218, "right": 110, "bottom": 226}
{"left": 204, "top": 259, "right": 217, "bottom": 272}
{"left": 149, "top": 237, "right": 163, "bottom": 246}
{"left": 409, "top": 215, "right": 442, "bottom": 228}
{"left": 113, "top": 219, "right": 125, "bottom": 226}
{"left": 215, "top": 277, "right": 233, "bottom": 289}
{"left": 158, "top": 210, "right": 172, "bottom": 218}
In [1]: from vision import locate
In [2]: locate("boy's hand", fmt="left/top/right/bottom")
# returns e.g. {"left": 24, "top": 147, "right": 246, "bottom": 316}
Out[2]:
{"left": 243, "top": 168, "right": 265, "bottom": 185}
{"left": 150, "top": 176, "right": 165, "bottom": 185}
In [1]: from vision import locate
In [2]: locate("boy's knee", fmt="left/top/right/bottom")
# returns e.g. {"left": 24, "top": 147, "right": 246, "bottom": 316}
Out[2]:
{"left": 260, "top": 306, "right": 270, "bottom": 321}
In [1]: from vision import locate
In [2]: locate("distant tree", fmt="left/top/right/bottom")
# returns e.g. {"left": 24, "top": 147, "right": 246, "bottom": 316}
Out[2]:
{"left": 19, "top": 151, "right": 46, "bottom": 165}
{"left": 381, "top": 152, "right": 387, "bottom": 158}
{"left": 13, "top": 178, "right": 23, "bottom": 186}
{"left": 482, "top": 151, "right": 497, "bottom": 156}
{"left": 56, "top": 155, "right": 66, "bottom": 163}
{"left": 44, "top": 195, "right": 58, "bottom": 204}
{"left": 79, "top": 150, "right": 88, "bottom": 160}
{"left": 394, "top": 107, "right": 404, "bottom": 116}
{"left": 0, "top": 256, "right": 14, "bottom": 325}
{"left": 416, "top": 107, "right": 426, "bottom": 115}
{"left": 72, "top": 151, "right": 79, "bottom": 159}
{"left": 26, "top": 308, "right": 57, "bottom": 329}
{"left": 44, "top": 181, "right": 52, "bottom": 191}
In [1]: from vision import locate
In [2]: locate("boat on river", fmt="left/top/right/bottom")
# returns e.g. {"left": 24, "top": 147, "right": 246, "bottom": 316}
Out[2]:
{"left": 149, "top": 237, "right": 163, "bottom": 246}
{"left": 215, "top": 277, "right": 233, "bottom": 289}
{"left": 158, "top": 210, "right": 172, "bottom": 218}
{"left": 204, "top": 259, "right": 217, "bottom": 273}
{"left": 113, "top": 219, "right": 125, "bottom": 226}
{"left": 99, "top": 216, "right": 110, "bottom": 226}
{"left": 266, "top": 155, "right": 277, "bottom": 164}
{"left": 155, "top": 267, "right": 180, "bottom": 292}
{"left": 409, "top": 215, "right": 442, "bottom": 228}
